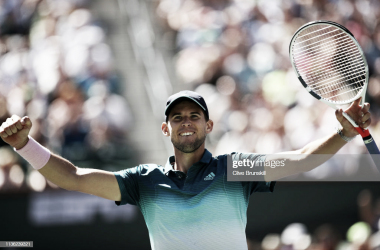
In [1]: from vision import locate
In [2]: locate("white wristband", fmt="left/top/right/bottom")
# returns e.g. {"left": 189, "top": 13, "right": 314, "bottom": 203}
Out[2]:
{"left": 337, "top": 128, "right": 355, "bottom": 142}
{"left": 14, "top": 136, "right": 51, "bottom": 170}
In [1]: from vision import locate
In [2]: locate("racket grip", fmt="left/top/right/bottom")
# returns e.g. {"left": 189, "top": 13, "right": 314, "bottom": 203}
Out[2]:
{"left": 363, "top": 135, "right": 380, "bottom": 154}
{"left": 342, "top": 112, "right": 358, "bottom": 127}
{"left": 342, "top": 112, "right": 372, "bottom": 137}
{"left": 362, "top": 135, "right": 380, "bottom": 172}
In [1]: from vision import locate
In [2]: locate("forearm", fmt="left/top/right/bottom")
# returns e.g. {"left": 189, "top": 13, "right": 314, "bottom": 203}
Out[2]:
{"left": 14, "top": 135, "right": 80, "bottom": 191}
{"left": 265, "top": 132, "right": 350, "bottom": 181}
{"left": 33, "top": 149, "right": 121, "bottom": 201}
{"left": 290, "top": 132, "right": 348, "bottom": 173}
{"left": 16, "top": 138, "right": 121, "bottom": 200}
{"left": 298, "top": 131, "right": 347, "bottom": 155}
{"left": 38, "top": 153, "right": 80, "bottom": 191}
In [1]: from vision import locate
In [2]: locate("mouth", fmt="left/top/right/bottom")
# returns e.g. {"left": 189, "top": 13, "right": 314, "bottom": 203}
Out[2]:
{"left": 179, "top": 132, "right": 195, "bottom": 137}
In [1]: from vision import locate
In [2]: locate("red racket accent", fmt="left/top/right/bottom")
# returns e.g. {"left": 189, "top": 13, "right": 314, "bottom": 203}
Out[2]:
{"left": 355, "top": 127, "right": 370, "bottom": 137}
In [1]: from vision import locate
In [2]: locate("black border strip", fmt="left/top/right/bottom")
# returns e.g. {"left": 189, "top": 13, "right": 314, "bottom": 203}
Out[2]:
{"left": 309, "top": 90, "right": 321, "bottom": 100}
{"left": 363, "top": 135, "right": 373, "bottom": 141}
{"left": 298, "top": 76, "right": 307, "bottom": 88}
{"left": 298, "top": 76, "right": 322, "bottom": 100}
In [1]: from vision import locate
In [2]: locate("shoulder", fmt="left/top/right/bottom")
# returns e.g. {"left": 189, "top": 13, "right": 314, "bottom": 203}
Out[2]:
{"left": 115, "top": 164, "right": 164, "bottom": 177}
{"left": 140, "top": 164, "right": 165, "bottom": 175}
{"left": 231, "top": 152, "right": 266, "bottom": 161}
{"left": 139, "top": 163, "right": 163, "bottom": 171}
{"left": 213, "top": 152, "right": 237, "bottom": 160}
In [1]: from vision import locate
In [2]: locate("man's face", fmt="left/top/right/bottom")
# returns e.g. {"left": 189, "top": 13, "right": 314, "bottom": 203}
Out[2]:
{"left": 163, "top": 100, "right": 212, "bottom": 153}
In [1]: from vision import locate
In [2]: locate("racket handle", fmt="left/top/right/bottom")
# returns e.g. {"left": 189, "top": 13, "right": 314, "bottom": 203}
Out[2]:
{"left": 363, "top": 135, "right": 380, "bottom": 172}
{"left": 342, "top": 112, "right": 380, "bottom": 171}
{"left": 342, "top": 112, "right": 370, "bottom": 137}
{"left": 342, "top": 112, "right": 360, "bottom": 128}
{"left": 363, "top": 135, "right": 380, "bottom": 154}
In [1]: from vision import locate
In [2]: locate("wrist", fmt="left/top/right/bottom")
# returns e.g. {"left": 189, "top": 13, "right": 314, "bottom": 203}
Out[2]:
{"left": 341, "top": 127, "right": 358, "bottom": 138}
{"left": 14, "top": 136, "right": 51, "bottom": 170}
{"left": 14, "top": 137, "right": 30, "bottom": 150}
{"left": 337, "top": 128, "right": 356, "bottom": 142}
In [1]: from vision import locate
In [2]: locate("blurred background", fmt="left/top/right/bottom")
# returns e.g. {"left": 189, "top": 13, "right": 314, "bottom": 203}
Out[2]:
{"left": 1, "top": 0, "right": 380, "bottom": 249}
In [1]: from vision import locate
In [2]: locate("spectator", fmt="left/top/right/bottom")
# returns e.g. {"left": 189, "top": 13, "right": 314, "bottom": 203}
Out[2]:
{"left": 0, "top": 0, "right": 133, "bottom": 193}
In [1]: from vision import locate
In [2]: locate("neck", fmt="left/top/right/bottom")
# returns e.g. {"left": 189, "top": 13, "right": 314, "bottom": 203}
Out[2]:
{"left": 173, "top": 145, "right": 205, "bottom": 174}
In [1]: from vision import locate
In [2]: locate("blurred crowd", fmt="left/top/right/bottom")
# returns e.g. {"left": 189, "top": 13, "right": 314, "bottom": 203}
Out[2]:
{"left": 155, "top": 0, "right": 380, "bottom": 173}
{"left": 246, "top": 189, "right": 380, "bottom": 250}
{"left": 0, "top": 0, "right": 133, "bottom": 193}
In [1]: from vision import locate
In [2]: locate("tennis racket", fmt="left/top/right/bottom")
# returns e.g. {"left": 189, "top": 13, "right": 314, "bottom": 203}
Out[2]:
{"left": 289, "top": 20, "right": 380, "bottom": 170}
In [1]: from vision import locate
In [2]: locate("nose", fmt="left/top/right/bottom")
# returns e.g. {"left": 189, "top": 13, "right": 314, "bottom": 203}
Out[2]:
{"left": 182, "top": 116, "right": 191, "bottom": 127}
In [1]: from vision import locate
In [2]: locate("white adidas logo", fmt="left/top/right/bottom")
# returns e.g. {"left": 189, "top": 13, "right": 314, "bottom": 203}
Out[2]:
{"left": 204, "top": 172, "right": 215, "bottom": 181}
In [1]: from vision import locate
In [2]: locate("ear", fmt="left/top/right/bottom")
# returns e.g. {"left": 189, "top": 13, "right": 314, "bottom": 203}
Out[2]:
{"left": 161, "top": 122, "right": 170, "bottom": 137}
{"left": 205, "top": 119, "right": 214, "bottom": 134}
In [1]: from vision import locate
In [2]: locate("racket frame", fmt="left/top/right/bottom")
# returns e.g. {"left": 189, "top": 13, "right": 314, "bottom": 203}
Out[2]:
{"left": 289, "top": 20, "right": 369, "bottom": 137}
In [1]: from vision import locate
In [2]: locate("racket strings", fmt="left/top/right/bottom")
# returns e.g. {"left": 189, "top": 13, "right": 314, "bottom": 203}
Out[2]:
{"left": 294, "top": 32, "right": 363, "bottom": 80}
{"left": 312, "top": 72, "right": 365, "bottom": 93}
{"left": 294, "top": 39, "right": 360, "bottom": 68}
{"left": 299, "top": 54, "right": 364, "bottom": 100}
{"left": 291, "top": 25, "right": 366, "bottom": 103}
{"left": 294, "top": 28, "right": 362, "bottom": 75}
{"left": 293, "top": 31, "right": 348, "bottom": 54}
{"left": 294, "top": 25, "right": 331, "bottom": 40}
{"left": 328, "top": 85, "right": 364, "bottom": 99}
{"left": 307, "top": 58, "right": 365, "bottom": 89}
{"left": 296, "top": 51, "right": 364, "bottom": 85}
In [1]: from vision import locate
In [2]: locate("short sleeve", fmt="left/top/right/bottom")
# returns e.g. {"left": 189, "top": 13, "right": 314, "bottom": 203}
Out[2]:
{"left": 232, "top": 152, "right": 276, "bottom": 195}
{"left": 114, "top": 165, "right": 142, "bottom": 206}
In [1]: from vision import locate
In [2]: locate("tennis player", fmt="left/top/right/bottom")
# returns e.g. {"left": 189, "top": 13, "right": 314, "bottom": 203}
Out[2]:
{"left": 0, "top": 90, "right": 372, "bottom": 250}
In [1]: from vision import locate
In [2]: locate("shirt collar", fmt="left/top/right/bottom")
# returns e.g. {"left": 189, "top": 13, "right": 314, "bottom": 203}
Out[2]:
{"left": 164, "top": 149, "right": 212, "bottom": 174}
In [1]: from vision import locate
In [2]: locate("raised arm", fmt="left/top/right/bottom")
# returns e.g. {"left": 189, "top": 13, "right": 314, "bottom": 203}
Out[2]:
{"left": 0, "top": 115, "right": 121, "bottom": 202}
{"left": 264, "top": 98, "right": 372, "bottom": 181}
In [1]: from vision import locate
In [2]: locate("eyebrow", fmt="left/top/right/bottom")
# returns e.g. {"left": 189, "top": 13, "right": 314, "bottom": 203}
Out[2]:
{"left": 171, "top": 111, "right": 201, "bottom": 117}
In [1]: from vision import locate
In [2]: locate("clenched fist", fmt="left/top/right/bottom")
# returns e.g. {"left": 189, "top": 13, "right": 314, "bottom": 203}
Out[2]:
{"left": 0, "top": 115, "right": 32, "bottom": 150}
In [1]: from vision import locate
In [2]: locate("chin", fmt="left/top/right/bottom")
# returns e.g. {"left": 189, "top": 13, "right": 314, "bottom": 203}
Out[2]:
{"left": 173, "top": 141, "right": 205, "bottom": 154}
